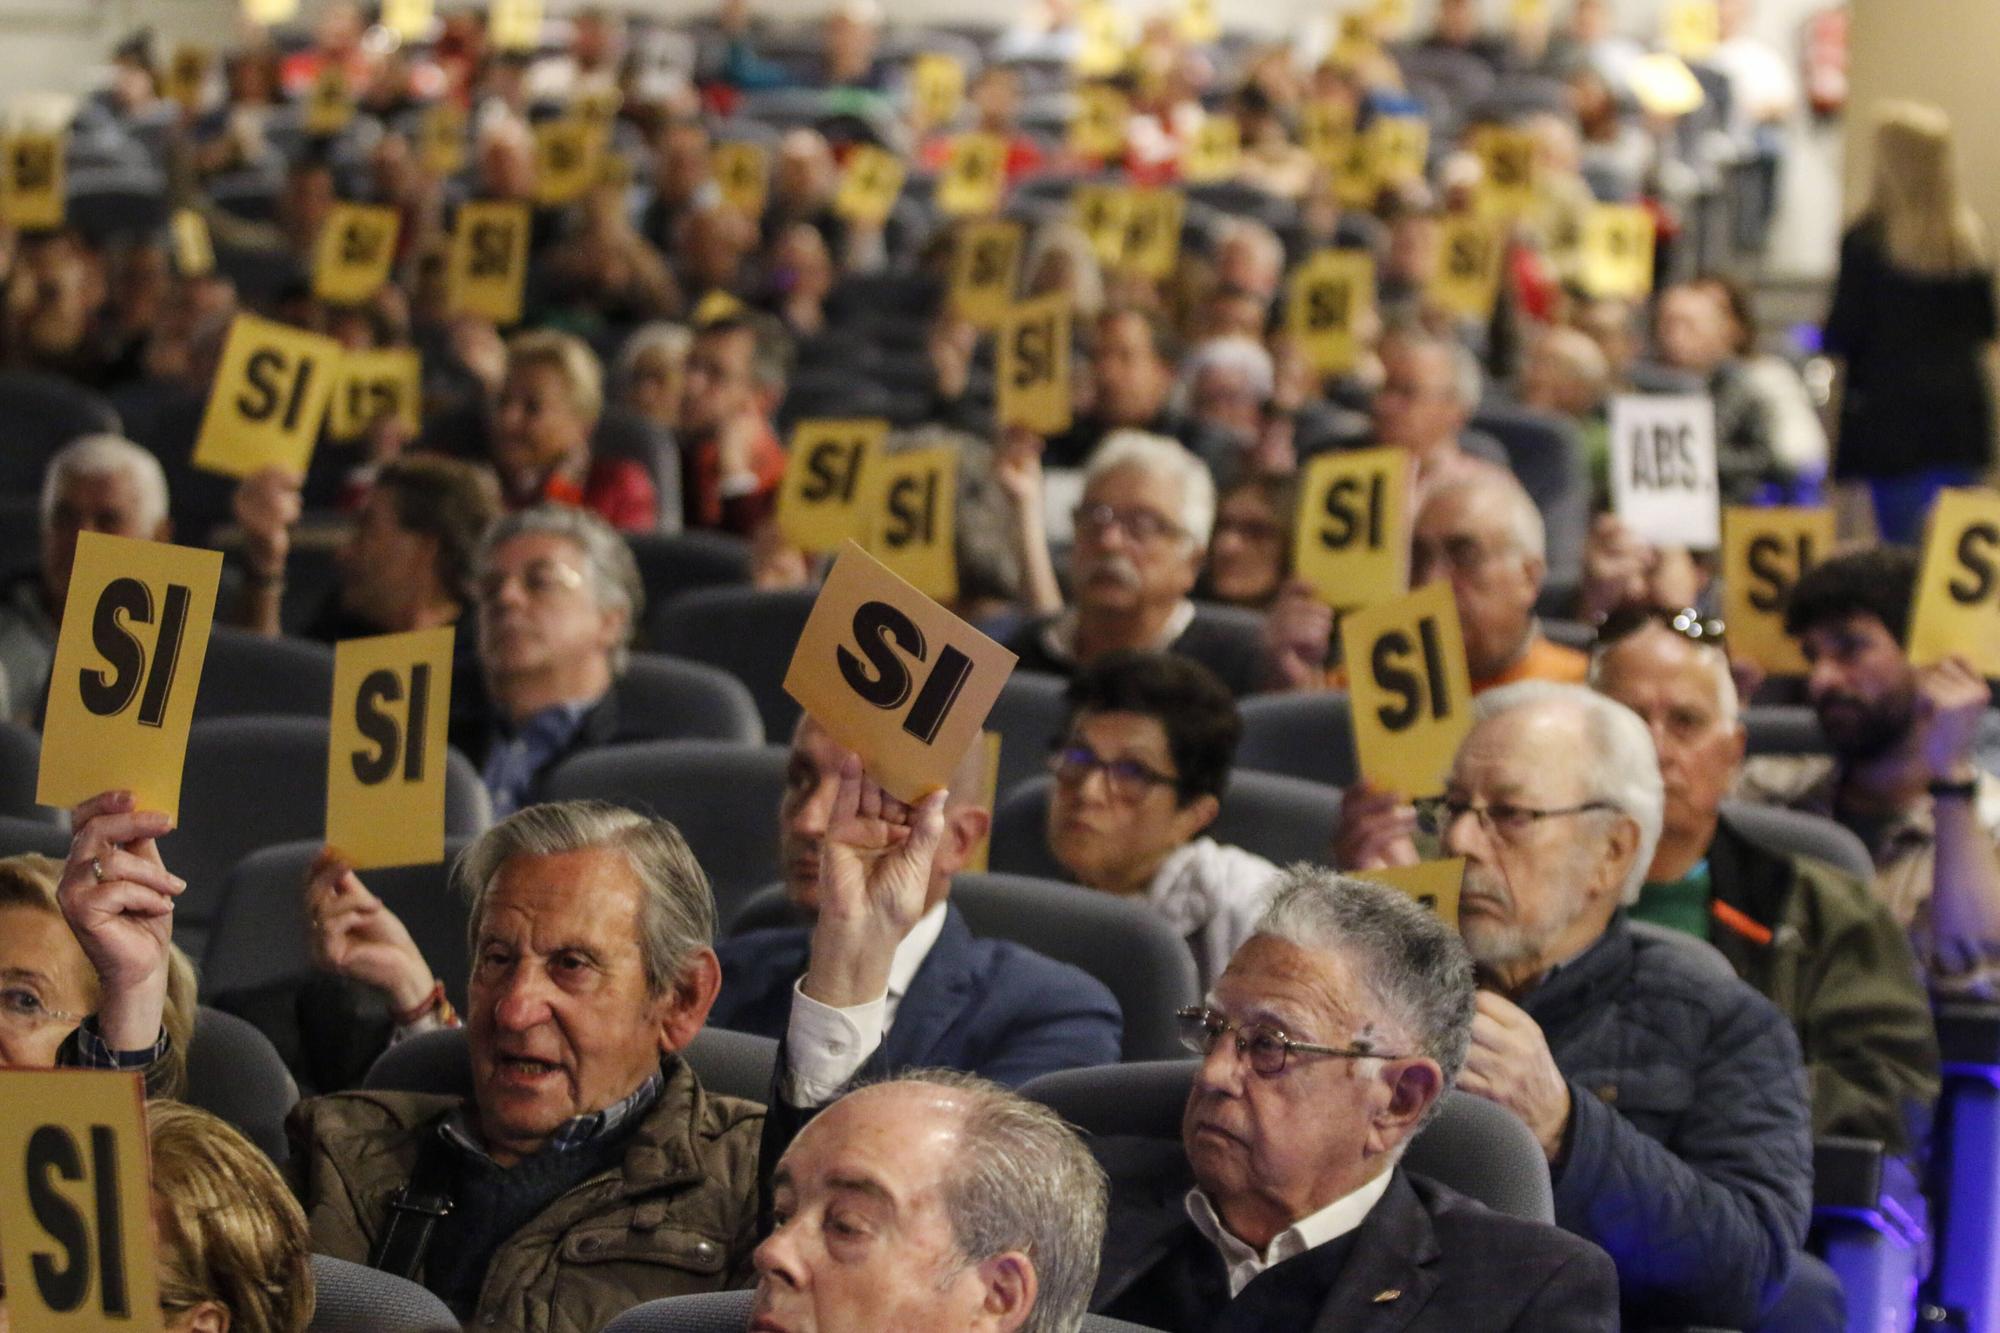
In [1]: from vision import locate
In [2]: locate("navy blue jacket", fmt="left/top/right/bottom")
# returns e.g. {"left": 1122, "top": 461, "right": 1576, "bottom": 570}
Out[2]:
{"left": 711, "top": 903, "right": 1123, "bottom": 1087}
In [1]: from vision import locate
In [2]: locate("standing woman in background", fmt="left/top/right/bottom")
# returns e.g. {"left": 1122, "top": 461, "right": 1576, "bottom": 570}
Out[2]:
{"left": 1825, "top": 101, "right": 1997, "bottom": 544}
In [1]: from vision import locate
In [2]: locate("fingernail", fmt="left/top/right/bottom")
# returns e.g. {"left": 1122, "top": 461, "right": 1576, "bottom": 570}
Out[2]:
{"left": 172, "top": 876, "right": 187, "bottom": 890}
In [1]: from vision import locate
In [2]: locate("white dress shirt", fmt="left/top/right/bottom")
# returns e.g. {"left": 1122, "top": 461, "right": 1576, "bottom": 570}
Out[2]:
{"left": 1185, "top": 1168, "right": 1396, "bottom": 1298}
{"left": 781, "top": 902, "right": 951, "bottom": 1105}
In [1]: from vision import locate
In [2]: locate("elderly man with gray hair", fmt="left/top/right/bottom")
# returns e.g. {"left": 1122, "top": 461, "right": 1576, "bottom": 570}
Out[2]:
{"left": 1407, "top": 681, "right": 1820, "bottom": 1330}
{"left": 287, "top": 798, "right": 759, "bottom": 1328}
{"left": 1089, "top": 869, "right": 1617, "bottom": 1330}
{"left": 0, "top": 433, "right": 172, "bottom": 722}
{"left": 755, "top": 1069, "right": 1109, "bottom": 1333}
{"left": 1008, "top": 431, "right": 1272, "bottom": 696}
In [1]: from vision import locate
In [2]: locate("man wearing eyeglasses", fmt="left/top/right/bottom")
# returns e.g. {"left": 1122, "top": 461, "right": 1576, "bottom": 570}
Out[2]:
{"left": 1089, "top": 870, "right": 1618, "bottom": 1330}
{"left": 1007, "top": 431, "right": 1274, "bottom": 698}
{"left": 1043, "top": 651, "right": 1280, "bottom": 989}
{"left": 1402, "top": 681, "right": 1819, "bottom": 1330}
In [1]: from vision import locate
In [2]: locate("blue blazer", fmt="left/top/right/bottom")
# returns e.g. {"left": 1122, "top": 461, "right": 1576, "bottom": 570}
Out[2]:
{"left": 712, "top": 903, "right": 1123, "bottom": 1087}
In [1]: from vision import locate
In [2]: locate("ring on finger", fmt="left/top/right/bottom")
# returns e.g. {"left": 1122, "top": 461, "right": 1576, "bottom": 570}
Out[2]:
{"left": 90, "top": 856, "right": 106, "bottom": 884}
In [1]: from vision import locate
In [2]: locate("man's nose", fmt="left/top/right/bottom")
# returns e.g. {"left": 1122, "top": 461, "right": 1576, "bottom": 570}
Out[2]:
{"left": 790, "top": 775, "right": 839, "bottom": 838}
{"left": 489, "top": 964, "right": 557, "bottom": 1031}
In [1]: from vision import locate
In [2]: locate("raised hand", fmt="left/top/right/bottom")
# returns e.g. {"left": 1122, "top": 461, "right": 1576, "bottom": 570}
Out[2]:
{"left": 1916, "top": 654, "right": 1990, "bottom": 784}
{"left": 801, "top": 750, "right": 948, "bottom": 1009}
{"left": 1331, "top": 778, "right": 1421, "bottom": 871}
{"left": 304, "top": 847, "right": 437, "bottom": 1015}
{"left": 57, "top": 790, "right": 183, "bottom": 1052}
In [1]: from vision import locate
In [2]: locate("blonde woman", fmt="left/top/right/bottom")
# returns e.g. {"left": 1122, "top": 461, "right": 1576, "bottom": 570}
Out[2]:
{"left": 1826, "top": 101, "right": 1997, "bottom": 542}
{"left": 149, "top": 1101, "right": 315, "bottom": 1332}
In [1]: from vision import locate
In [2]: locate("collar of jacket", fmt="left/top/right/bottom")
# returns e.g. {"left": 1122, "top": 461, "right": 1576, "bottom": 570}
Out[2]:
{"left": 1702, "top": 814, "right": 1796, "bottom": 972}
{"left": 1515, "top": 912, "right": 1633, "bottom": 1023}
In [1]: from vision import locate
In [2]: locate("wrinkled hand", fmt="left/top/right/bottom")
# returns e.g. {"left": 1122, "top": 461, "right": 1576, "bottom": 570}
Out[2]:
{"left": 750, "top": 517, "right": 812, "bottom": 590}
{"left": 1264, "top": 580, "right": 1334, "bottom": 692}
{"left": 58, "top": 791, "right": 183, "bottom": 1052}
{"left": 304, "top": 847, "right": 436, "bottom": 1014}
{"left": 1332, "top": 778, "right": 1420, "bottom": 870}
{"left": 928, "top": 317, "right": 976, "bottom": 400}
{"left": 232, "top": 465, "right": 303, "bottom": 578}
{"left": 802, "top": 751, "right": 948, "bottom": 1009}
{"left": 1578, "top": 514, "right": 1652, "bottom": 622}
{"left": 1917, "top": 655, "right": 1990, "bottom": 783}
{"left": 1459, "top": 991, "right": 1572, "bottom": 1160}
{"left": 995, "top": 427, "right": 1046, "bottom": 512}
{"left": 1249, "top": 413, "right": 1297, "bottom": 476}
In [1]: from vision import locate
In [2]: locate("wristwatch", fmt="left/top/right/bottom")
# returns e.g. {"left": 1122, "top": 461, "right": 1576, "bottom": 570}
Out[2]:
{"left": 1929, "top": 778, "right": 1980, "bottom": 801}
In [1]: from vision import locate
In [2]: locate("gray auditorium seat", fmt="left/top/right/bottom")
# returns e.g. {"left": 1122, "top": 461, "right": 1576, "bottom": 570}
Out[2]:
{"left": 647, "top": 586, "right": 819, "bottom": 739}
{"left": 0, "top": 720, "right": 58, "bottom": 824}
{"left": 182, "top": 1006, "right": 299, "bottom": 1166}
{"left": 542, "top": 740, "right": 789, "bottom": 924}
{"left": 193, "top": 626, "right": 336, "bottom": 721}
{"left": 308, "top": 1255, "right": 459, "bottom": 1333}
{"left": 1235, "top": 692, "right": 1359, "bottom": 786}
{"left": 986, "top": 669, "right": 1071, "bottom": 796}
{"left": 613, "top": 652, "right": 765, "bottom": 744}
{"left": 1718, "top": 799, "right": 1874, "bottom": 885}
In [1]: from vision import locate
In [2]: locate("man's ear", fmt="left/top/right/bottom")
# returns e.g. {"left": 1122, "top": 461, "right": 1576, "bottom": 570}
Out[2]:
{"left": 975, "top": 1251, "right": 1038, "bottom": 1333}
{"left": 175, "top": 1301, "right": 231, "bottom": 1333}
{"left": 1171, "top": 792, "right": 1221, "bottom": 843}
{"left": 658, "top": 947, "right": 722, "bottom": 1054}
{"left": 1593, "top": 816, "right": 1641, "bottom": 905}
{"left": 599, "top": 604, "right": 632, "bottom": 657}
{"left": 935, "top": 806, "right": 991, "bottom": 878}
{"left": 1369, "top": 1057, "right": 1443, "bottom": 1156}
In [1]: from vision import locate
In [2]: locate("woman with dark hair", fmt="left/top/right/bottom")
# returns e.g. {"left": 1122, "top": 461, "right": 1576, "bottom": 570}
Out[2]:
{"left": 1197, "top": 472, "right": 1297, "bottom": 610}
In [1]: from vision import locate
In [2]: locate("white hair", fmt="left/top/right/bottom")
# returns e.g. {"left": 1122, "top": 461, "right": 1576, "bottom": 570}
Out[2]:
{"left": 1178, "top": 335, "right": 1274, "bottom": 402}
{"left": 1472, "top": 681, "right": 1664, "bottom": 906}
{"left": 1215, "top": 217, "right": 1285, "bottom": 284}
{"left": 1587, "top": 623, "right": 1741, "bottom": 728}
{"left": 614, "top": 321, "right": 692, "bottom": 388}
{"left": 41, "top": 434, "right": 170, "bottom": 534}
{"left": 1082, "top": 430, "right": 1216, "bottom": 548}
{"left": 1423, "top": 468, "right": 1545, "bottom": 562}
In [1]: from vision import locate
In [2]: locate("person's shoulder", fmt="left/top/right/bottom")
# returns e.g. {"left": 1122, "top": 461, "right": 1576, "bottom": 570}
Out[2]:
{"left": 1407, "top": 1173, "right": 1604, "bottom": 1268}
{"left": 289, "top": 1088, "right": 459, "bottom": 1148}
{"left": 969, "top": 933, "right": 1119, "bottom": 1009}
{"left": 1623, "top": 921, "right": 1795, "bottom": 1036}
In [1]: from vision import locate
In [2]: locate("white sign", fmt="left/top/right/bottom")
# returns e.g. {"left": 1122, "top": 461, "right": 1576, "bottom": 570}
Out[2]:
{"left": 1609, "top": 394, "right": 1720, "bottom": 550}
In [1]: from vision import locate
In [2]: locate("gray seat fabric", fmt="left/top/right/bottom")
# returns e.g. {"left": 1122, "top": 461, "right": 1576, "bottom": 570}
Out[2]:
{"left": 543, "top": 741, "right": 790, "bottom": 925}
{"left": 989, "top": 774, "right": 1341, "bottom": 883}
{"left": 625, "top": 530, "right": 753, "bottom": 606}
{"left": 602, "top": 1288, "right": 1164, "bottom": 1332}
{"left": 158, "top": 718, "right": 490, "bottom": 960}
{"left": 364, "top": 1025, "right": 778, "bottom": 1105}
{"left": 614, "top": 653, "right": 765, "bottom": 745}
{"left": 987, "top": 670, "right": 1071, "bottom": 797}
{"left": 192, "top": 627, "right": 336, "bottom": 721}
{"left": 646, "top": 586, "right": 819, "bottom": 740}
{"left": 308, "top": 1254, "right": 459, "bottom": 1333}
{"left": 1718, "top": 799, "right": 1874, "bottom": 885}
{"left": 1020, "top": 1061, "right": 1554, "bottom": 1224}
{"left": 1470, "top": 403, "right": 1590, "bottom": 589}
{"left": 0, "top": 720, "right": 58, "bottom": 824}
{"left": 0, "top": 814, "right": 71, "bottom": 857}
{"left": 1235, "top": 692, "right": 1358, "bottom": 787}
{"left": 729, "top": 873, "right": 1201, "bottom": 1063}
{"left": 1743, "top": 704, "right": 1828, "bottom": 756}
{"left": 200, "top": 838, "right": 474, "bottom": 1008}
{"left": 0, "top": 368, "right": 119, "bottom": 491}
{"left": 183, "top": 1006, "right": 300, "bottom": 1166}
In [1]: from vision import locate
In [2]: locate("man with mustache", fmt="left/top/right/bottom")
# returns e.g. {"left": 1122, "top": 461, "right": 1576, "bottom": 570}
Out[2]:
{"left": 1738, "top": 547, "right": 2000, "bottom": 997}
{"left": 1007, "top": 431, "right": 1273, "bottom": 698}
{"left": 1343, "top": 682, "right": 1820, "bottom": 1328}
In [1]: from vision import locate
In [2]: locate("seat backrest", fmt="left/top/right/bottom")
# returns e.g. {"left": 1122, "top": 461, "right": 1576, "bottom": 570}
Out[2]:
{"left": 0, "top": 720, "right": 56, "bottom": 824}
{"left": 624, "top": 530, "right": 753, "bottom": 608}
{"left": 1235, "top": 692, "right": 1358, "bottom": 786}
{"left": 1743, "top": 704, "right": 1828, "bottom": 756}
{"left": 613, "top": 652, "right": 765, "bottom": 745}
{"left": 952, "top": 873, "right": 1200, "bottom": 1062}
{"left": 990, "top": 774, "right": 1340, "bottom": 882}
{"left": 987, "top": 670, "right": 1071, "bottom": 796}
{"left": 364, "top": 1025, "right": 776, "bottom": 1104}
{"left": 543, "top": 740, "right": 789, "bottom": 924}
{"left": 308, "top": 1254, "right": 460, "bottom": 1333}
{"left": 193, "top": 627, "right": 335, "bottom": 721}
{"left": 647, "top": 587, "right": 819, "bottom": 739}
{"left": 1718, "top": 799, "right": 1875, "bottom": 885}
{"left": 183, "top": 1006, "right": 300, "bottom": 1166}
{"left": 1021, "top": 1062, "right": 1554, "bottom": 1224}
{"left": 0, "top": 369, "right": 120, "bottom": 490}
{"left": 160, "top": 718, "right": 489, "bottom": 959}
{"left": 201, "top": 838, "right": 474, "bottom": 1008}
{"left": 1469, "top": 403, "right": 1589, "bottom": 587}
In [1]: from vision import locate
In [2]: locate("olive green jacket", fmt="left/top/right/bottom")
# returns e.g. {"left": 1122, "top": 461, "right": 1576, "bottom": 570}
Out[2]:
{"left": 1706, "top": 813, "right": 1941, "bottom": 1155}
{"left": 285, "top": 1058, "right": 765, "bottom": 1333}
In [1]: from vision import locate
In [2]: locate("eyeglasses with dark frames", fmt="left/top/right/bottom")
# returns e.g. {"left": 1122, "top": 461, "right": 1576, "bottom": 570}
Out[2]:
{"left": 1413, "top": 796, "right": 1621, "bottom": 842}
{"left": 1048, "top": 744, "right": 1180, "bottom": 803}
{"left": 1175, "top": 1005, "right": 1405, "bottom": 1075}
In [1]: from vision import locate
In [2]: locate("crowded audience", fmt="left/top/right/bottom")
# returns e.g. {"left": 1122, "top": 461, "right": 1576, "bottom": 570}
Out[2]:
{"left": 0, "top": 0, "right": 1989, "bottom": 1329}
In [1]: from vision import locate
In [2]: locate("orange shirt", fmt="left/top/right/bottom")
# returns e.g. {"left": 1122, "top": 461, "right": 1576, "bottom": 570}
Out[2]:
{"left": 1325, "top": 632, "right": 1588, "bottom": 694}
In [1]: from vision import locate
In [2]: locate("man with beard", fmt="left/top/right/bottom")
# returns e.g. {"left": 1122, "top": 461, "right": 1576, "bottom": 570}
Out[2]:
{"left": 1738, "top": 547, "right": 2000, "bottom": 997}
{"left": 1008, "top": 432, "right": 1272, "bottom": 697}
{"left": 1351, "top": 682, "right": 1822, "bottom": 1328}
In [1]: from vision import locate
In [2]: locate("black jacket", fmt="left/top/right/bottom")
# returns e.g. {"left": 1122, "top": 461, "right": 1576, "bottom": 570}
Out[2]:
{"left": 1530, "top": 913, "right": 1814, "bottom": 1329}
{"left": 1090, "top": 1138, "right": 1618, "bottom": 1332}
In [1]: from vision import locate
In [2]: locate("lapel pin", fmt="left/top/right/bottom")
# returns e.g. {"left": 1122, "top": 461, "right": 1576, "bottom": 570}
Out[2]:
{"left": 1372, "top": 1288, "right": 1401, "bottom": 1303}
